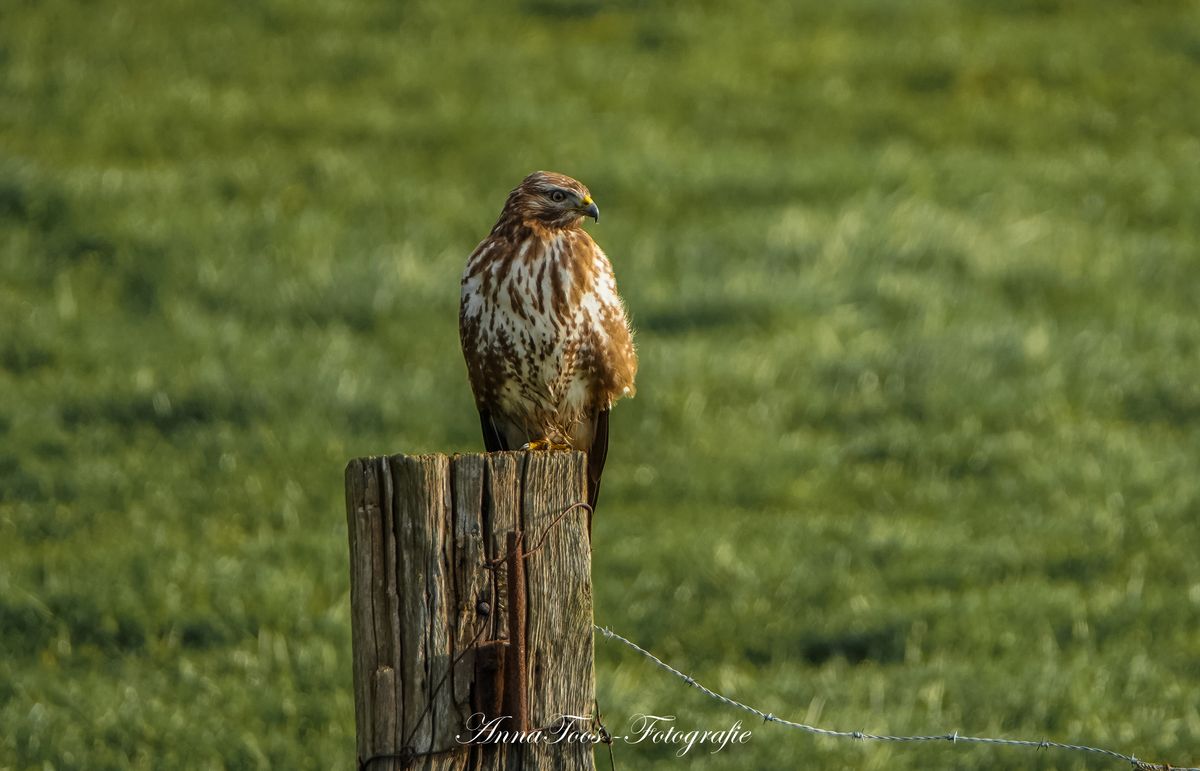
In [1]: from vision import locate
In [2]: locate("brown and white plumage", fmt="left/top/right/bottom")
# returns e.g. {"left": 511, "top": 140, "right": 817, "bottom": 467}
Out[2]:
{"left": 459, "top": 171, "right": 637, "bottom": 514}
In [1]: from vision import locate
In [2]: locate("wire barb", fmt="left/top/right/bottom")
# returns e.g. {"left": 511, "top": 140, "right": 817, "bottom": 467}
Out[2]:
{"left": 594, "top": 624, "right": 1197, "bottom": 771}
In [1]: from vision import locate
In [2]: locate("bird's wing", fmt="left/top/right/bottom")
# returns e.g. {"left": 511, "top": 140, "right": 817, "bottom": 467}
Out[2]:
{"left": 586, "top": 408, "right": 610, "bottom": 526}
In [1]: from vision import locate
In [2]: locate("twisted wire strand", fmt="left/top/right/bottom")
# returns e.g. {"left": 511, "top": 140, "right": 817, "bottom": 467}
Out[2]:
{"left": 594, "top": 625, "right": 1194, "bottom": 771}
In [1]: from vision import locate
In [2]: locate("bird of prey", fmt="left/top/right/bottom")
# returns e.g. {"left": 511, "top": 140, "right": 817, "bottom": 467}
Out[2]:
{"left": 459, "top": 171, "right": 637, "bottom": 515}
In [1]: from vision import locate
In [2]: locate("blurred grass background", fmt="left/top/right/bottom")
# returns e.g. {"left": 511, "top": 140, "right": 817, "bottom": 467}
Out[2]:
{"left": 3, "top": 0, "right": 1200, "bottom": 768}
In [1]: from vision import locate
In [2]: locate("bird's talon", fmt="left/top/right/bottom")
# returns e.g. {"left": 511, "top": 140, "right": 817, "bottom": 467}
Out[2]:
{"left": 521, "top": 438, "right": 572, "bottom": 452}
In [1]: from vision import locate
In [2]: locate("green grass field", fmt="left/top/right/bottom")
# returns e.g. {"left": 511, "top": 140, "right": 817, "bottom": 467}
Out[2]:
{"left": 3, "top": 0, "right": 1200, "bottom": 768}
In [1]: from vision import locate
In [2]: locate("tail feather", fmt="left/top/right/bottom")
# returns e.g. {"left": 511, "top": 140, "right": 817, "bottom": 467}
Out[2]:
{"left": 478, "top": 410, "right": 509, "bottom": 452}
{"left": 586, "top": 409, "right": 610, "bottom": 532}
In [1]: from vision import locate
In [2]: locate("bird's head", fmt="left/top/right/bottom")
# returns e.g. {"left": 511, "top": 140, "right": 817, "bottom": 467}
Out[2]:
{"left": 503, "top": 171, "right": 600, "bottom": 231}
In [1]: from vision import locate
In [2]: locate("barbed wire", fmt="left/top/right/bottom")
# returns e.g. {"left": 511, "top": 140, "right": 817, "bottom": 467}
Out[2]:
{"left": 594, "top": 625, "right": 1195, "bottom": 771}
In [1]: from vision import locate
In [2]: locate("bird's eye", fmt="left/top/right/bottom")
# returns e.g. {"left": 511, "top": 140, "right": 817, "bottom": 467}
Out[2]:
{"left": 549, "top": 190, "right": 567, "bottom": 203}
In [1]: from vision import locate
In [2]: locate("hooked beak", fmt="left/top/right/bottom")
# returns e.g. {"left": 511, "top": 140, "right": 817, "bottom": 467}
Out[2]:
{"left": 581, "top": 195, "right": 600, "bottom": 223}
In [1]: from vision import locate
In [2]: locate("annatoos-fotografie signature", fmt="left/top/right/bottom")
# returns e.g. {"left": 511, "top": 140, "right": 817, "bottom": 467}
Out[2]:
{"left": 457, "top": 713, "right": 752, "bottom": 756}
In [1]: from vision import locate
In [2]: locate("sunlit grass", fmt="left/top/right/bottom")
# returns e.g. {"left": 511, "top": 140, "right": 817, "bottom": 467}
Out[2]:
{"left": 2, "top": 0, "right": 1199, "bottom": 768}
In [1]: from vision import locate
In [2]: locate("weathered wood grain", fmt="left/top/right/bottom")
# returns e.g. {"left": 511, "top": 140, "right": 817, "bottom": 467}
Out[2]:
{"left": 346, "top": 452, "right": 595, "bottom": 771}
{"left": 520, "top": 453, "right": 594, "bottom": 771}
{"left": 450, "top": 455, "right": 487, "bottom": 716}
{"left": 347, "top": 457, "right": 403, "bottom": 769}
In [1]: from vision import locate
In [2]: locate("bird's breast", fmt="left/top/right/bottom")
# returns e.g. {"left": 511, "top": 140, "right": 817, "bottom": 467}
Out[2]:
{"left": 461, "top": 234, "right": 617, "bottom": 422}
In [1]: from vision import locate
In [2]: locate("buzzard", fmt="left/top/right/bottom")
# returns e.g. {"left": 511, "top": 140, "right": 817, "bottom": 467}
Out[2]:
{"left": 459, "top": 171, "right": 637, "bottom": 515}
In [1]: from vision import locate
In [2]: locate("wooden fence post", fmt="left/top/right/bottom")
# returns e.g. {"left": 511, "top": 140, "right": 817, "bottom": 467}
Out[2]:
{"left": 345, "top": 451, "right": 597, "bottom": 771}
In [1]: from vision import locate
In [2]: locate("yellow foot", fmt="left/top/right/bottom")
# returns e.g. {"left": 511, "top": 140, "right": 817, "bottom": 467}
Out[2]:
{"left": 521, "top": 438, "right": 573, "bottom": 452}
